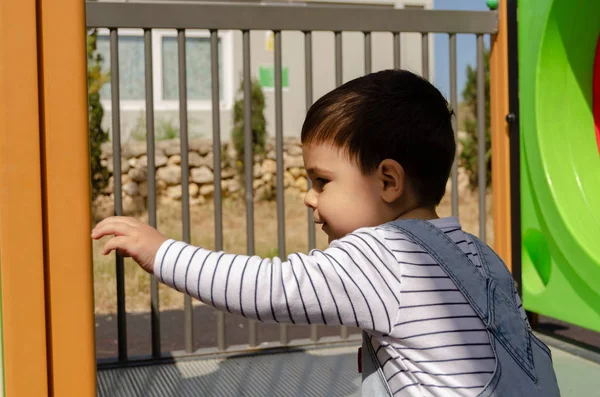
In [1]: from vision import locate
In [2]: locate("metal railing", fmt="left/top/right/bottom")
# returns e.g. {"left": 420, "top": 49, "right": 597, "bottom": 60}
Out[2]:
{"left": 87, "top": 1, "right": 498, "bottom": 366}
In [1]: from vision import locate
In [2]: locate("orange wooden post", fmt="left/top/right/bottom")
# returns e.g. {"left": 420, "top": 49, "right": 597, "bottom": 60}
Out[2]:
{"left": 1, "top": 0, "right": 96, "bottom": 395}
{"left": 37, "top": 0, "right": 97, "bottom": 394}
{"left": 0, "top": 1, "right": 50, "bottom": 396}
{"left": 489, "top": 1, "right": 512, "bottom": 270}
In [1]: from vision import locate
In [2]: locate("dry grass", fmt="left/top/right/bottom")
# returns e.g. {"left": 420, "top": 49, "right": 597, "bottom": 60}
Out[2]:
{"left": 92, "top": 188, "right": 493, "bottom": 315}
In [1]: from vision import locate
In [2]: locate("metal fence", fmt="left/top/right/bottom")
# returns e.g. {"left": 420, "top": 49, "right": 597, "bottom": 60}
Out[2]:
{"left": 86, "top": 1, "right": 498, "bottom": 367}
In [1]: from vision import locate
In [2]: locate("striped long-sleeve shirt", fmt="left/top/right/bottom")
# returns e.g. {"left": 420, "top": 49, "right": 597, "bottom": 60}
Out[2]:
{"left": 154, "top": 217, "right": 526, "bottom": 396}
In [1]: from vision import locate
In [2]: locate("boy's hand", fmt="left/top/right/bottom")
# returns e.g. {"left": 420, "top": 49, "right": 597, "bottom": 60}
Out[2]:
{"left": 91, "top": 216, "right": 168, "bottom": 274}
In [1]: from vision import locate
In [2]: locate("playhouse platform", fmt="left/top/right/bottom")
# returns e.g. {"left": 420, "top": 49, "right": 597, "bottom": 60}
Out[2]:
{"left": 97, "top": 334, "right": 600, "bottom": 397}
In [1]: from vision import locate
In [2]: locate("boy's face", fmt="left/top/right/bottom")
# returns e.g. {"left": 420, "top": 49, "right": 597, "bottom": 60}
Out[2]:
{"left": 303, "top": 143, "right": 388, "bottom": 243}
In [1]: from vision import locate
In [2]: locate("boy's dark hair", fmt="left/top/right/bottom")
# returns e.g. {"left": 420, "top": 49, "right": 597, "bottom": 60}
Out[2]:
{"left": 301, "top": 69, "right": 455, "bottom": 206}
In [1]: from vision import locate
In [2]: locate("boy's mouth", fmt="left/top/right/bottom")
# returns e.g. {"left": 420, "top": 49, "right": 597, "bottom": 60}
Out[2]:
{"left": 314, "top": 219, "right": 328, "bottom": 233}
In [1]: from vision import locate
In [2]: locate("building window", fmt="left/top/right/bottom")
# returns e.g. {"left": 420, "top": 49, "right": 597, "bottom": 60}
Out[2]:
{"left": 161, "top": 36, "right": 222, "bottom": 101}
{"left": 97, "top": 35, "right": 145, "bottom": 101}
{"left": 95, "top": 29, "right": 233, "bottom": 111}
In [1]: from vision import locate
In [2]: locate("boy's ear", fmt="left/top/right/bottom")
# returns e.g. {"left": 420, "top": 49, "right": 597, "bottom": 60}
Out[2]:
{"left": 377, "top": 159, "right": 406, "bottom": 203}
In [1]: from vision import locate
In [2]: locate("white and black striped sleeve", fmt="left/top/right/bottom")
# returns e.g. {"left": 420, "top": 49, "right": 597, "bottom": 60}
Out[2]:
{"left": 153, "top": 229, "right": 401, "bottom": 333}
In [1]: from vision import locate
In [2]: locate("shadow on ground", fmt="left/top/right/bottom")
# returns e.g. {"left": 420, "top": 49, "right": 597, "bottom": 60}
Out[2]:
{"left": 96, "top": 306, "right": 360, "bottom": 359}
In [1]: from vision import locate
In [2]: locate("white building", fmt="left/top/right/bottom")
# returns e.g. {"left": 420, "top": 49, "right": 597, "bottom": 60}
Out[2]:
{"left": 96, "top": 0, "right": 434, "bottom": 142}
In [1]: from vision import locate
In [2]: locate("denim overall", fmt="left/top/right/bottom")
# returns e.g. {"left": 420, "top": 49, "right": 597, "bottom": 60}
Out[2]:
{"left": 360, "top": 219, "right": 560, "bottom": 396}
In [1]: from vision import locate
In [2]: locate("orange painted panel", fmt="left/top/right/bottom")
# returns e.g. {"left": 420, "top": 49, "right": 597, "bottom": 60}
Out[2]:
{"left": 0, "top": 1, "right": 49, "bottom": 395}
{"left": 37, "top": 0, "right": 96, "bottom": 395}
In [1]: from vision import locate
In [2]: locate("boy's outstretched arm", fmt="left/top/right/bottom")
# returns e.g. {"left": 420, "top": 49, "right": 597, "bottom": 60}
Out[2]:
{"left": 92, "top": 216, "right": 400, "bottom": 334}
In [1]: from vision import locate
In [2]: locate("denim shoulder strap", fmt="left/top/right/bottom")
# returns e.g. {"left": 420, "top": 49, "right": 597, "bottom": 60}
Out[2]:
{"left": 388, "top": 219, "right": 490, "bottom": 321}
{"left": 387, "top": 219, "right": 536, "bottom": 378}
{"left": 468, "top": 234, "right": 520, "bottom": 309}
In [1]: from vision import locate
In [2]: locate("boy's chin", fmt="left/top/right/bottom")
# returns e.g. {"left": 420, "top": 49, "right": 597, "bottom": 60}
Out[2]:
{"left": 327, "top": 233, "right": 341, "bottom": 244}
{"left": 323, "top": 225, "right": 346, "bottom": 244}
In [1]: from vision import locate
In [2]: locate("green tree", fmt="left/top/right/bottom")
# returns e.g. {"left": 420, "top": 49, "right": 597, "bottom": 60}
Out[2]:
{"left": 87, "top": 29, "right": 110, "bottom": 200}
{"left": 459, "top": 49, "right": 491, "bottom": 190}
{"left": 231, "top": 79, "right": 267, "bottom": 168}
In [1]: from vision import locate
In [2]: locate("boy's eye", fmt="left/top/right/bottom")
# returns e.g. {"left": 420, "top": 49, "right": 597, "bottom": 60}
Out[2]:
{"left": 315, "top": 178, "right": 330, "bottom": 188}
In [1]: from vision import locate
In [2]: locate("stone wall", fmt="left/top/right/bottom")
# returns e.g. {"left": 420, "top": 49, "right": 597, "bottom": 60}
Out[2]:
{"left": 94, "top": 138, "right": 308, "bottom": 219}
{"left": 94, "top": 136, "right": 473, "bottom": 221}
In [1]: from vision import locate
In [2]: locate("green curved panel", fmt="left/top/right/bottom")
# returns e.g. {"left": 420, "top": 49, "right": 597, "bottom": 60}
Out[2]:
{"left": 519, "top": 0, "right": 600, "bottom": 331}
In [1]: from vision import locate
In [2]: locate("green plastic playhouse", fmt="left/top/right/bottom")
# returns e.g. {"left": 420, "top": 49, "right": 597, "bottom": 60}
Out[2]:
{"left": 519, "top": 0, "right": 600, "bottom": 332}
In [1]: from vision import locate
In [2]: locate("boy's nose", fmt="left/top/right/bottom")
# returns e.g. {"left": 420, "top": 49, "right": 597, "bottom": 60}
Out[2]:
{"left": 304, "top": 188, "right": 317, "bottom": 210}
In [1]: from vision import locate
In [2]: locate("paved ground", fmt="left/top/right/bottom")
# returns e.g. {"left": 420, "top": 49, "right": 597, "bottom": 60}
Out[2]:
{"left": 550, "top": 346, "right": 600, "bottom": 396}
{"left": 95, "top": 308, "right": 600, "bottom": 396}
{"left": 97, "top": 345, "right": 362, "bottom": 397}
{"left": 97, "top": 335, "right": 600, "bottom": 397}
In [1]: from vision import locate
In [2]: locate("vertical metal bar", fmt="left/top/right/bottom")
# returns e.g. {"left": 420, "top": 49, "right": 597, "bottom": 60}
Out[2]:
{"left": 449, "top": 34, "right": 459, "bottom": 218}
{"left": 274, "top": 31, "right": 289, "bottom": 346}
{"left": 110, "top": 28, "right": 127, "bottom": 362}
{"left": 178, "top": 29, "right": 194, "bottom": 354}
{"left": 305, "top": 31, "right": 318, "bottom": 343}
{"left": 248, "top": 317, "right": 257, "bottom": 348}
{"left": 309, "top": 322, "right": 319, "bottom": 345}
{"left": 476, "top": 34, "right": 487, "bottom": 242}
{"left": 393, "top": 32, "right": 401, "bottom": 69}
{"left": 304, "top": 31, "right": 316, "bottom": 254}
{"left": 242, "top": 30, "right": 258, "bottom": 347}
{"left": 507, "top": 0, "right": 522, "bottom": 295}
{"left": 335, "top": 31, "right": 343, "bottom": 87}
{"left": 210, "top": 31, "right": 223, "bottom": 256}
{"left": 274, "top": 32, "right": 285, "bottom": 266}
{"left": 247, "top": 319, "right": 257, "bottom": 348}
{"left": 210, "top": 30, "right": 226, "bottom": 352}
{"left": 364, "top": 32, "right": 371, "bottom": 74}
{"left": 335, "top": 30, "right": 347, "bottom": 340}
{"left": 280, "top": 323, "right": 288, "bottom": 347}
{"left": 144, "top": 29, "right": 161, "bottom": 358}
{"left": 242, "top": 31, "right": 255, "bottom": 260}
{"left": 421, "top": 33, "right": 429, "bottom": 79}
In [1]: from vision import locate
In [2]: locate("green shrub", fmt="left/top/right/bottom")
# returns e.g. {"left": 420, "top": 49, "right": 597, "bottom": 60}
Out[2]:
{"left": 231, "top": 78, "right": 267, "bottom": 168}
{"left": 130, "top": 112, "right": 147, "bottom": 142}
{"left": 130, "top": 112, "right": 180, "bottom": 142}
{"left": 87, "top": 29, "right": 110, "bottom": 201}
{"left": 156, "top": 119, "right": 180, "bottom": 141}
{"left": 459, "top": 49, "right": 491, "bottom": 190}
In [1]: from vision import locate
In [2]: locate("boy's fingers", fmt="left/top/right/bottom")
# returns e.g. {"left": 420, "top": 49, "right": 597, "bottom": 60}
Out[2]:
{"left": 92, "top": 220, "right": 134, "bottom": 239}
{"left": 120, "top": 217, "right": 141, "bottom": 227}
{"left": 95, "top": 216, "right": 137, "bottom": 230}
{"left": 102, "top": 236, "right": 131, "bottom": 256}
